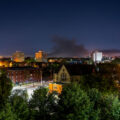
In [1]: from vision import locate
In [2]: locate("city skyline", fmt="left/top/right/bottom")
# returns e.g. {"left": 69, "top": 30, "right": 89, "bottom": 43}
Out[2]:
{"left": 0, "top": 0, "right": 120, "bottom": 56}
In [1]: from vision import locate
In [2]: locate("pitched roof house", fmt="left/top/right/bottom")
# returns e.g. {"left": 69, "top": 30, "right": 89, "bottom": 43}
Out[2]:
{"left": 54, "top": 64, "right": 94, "bottom": 83}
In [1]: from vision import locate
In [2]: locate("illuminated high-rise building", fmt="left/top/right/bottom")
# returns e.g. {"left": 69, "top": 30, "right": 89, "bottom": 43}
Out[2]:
{"left": 35, "top": 50, "right": 47, "bottom": 62}
{"left": 92, "top": 50, "right": 103, "bottom": 63}
{"left": 12, "top": 51, "right": 25, "bottom": 62}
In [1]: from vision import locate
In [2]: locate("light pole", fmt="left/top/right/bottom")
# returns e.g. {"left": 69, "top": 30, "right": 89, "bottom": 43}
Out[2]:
{"left": 30, "top": 74, "right": 34, "bottom": 87}
{"left": 41, "top": 70, "right": 42, "bottom": 86}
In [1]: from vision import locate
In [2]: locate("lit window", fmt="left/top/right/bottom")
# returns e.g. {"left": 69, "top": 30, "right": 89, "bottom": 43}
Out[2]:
{"left": 61, "top": 73, "right": 66, "bottom": 81}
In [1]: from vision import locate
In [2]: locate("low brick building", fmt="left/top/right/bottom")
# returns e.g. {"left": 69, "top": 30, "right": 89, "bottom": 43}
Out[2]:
{"left": 6, "top": 67, "right": 42, "bottom": 84}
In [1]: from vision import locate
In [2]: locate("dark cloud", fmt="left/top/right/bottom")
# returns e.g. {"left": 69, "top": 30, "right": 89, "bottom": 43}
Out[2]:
{"left": 49, "top": 36, "right": 88, "bottom": 57}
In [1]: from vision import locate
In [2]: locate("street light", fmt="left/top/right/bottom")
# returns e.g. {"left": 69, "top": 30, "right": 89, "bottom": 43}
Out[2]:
{"left": 30, "top": 74, "right": 34, "bottom": 87}
{"left": 41, "top": 70, "right": 42, "bottom": 86}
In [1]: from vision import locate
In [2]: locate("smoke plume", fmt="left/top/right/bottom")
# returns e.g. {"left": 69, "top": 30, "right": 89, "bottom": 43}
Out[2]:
{"left": 49, "top": 36, "right": 88, "bottom": 57}
{"left": 101, "top": 49, "right": 120, "bottom": 56}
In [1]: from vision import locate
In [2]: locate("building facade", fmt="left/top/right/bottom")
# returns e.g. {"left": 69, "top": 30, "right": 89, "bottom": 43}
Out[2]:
{"left": 6, "top": 67, "right": 41, "bottom": 84}
{"left": 12, "top": 51, "right": 25, "bottom": 62}
{"left": 35, "top": 50, "right": 47, "bottom": 62}
{"left": 54, "top": 64, "right": 94, "bottom": 83}
{"left": 92, "top": 51, "right": 103, "bottom": 63}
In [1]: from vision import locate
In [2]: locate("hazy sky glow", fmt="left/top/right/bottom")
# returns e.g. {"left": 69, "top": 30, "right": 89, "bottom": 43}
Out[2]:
{"left": 0, "top": 0, "right": 120, "bottom": 56}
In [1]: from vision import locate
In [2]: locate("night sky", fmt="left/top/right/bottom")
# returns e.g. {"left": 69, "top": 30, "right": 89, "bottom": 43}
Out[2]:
{"left": 0, "top": 0, "right": 120, "bottom": 56}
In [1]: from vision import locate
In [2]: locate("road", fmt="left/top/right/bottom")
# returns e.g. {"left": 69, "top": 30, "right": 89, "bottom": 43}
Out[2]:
{"left": 12, "top": 81, "right": 50, "bottom": 99}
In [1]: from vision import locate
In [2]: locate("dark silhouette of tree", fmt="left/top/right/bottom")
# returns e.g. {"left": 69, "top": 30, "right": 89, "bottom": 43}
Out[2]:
{"left": 9, "top": 90, "right": 29, "bottom": 120}
{"left": 79, "top": 73, "right": 118, "bottom": 92}
{"left": 55, "top": 83, "right": 92, "bottom": 120}
{"left": 54, "top": 83, "right": 120, "bottom": 120}
{"left": 29, "top": 87, "right": 56, "bottom": 120}
{"left": 0, "top": 70, "right": 12, "bottom": 108}
{"left": 0, "top": 103, "right": 17, "bottom": 120}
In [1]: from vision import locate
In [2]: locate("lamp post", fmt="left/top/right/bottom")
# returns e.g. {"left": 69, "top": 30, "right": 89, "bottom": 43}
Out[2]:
{"left": 41, "top": 70, "right": 42, "bottom": 86}
{"left": 30, "top": 74, "right": 34, "bottom": 87}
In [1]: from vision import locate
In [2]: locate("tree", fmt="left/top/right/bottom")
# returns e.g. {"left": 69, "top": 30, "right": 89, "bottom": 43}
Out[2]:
{"left": 29, "top": 87, "right": 56, "bottom": 120}
{"left": 9, "top": 89, "right": 29, "bottom": 120}
{"left": 55, "top": 83, "right": 120, "bottom": 120}
{"left": 111, "top": 58, "right": 120, "bottom": 64}
{"left": 71, "top": 63, "right": 120, "bottom": 92}
{"left": 12, "top": 62, "right": 19, "bottom": 67}
{"left": 0, "top": 70, "right": 12, "bottom": 108}
{"left": 86, "top": 88, "right": 120, "bottom": 120}
{"left": 79, "top": 73, "right": 118, "bottom": 93}
{"left": 55, "top": 83, "right": 92, "bottom": 120}
{"left": 111, "top": 96, "right": 120, "bottom": 120}
{"left": 0, "top": 103, "right": 17, "bottom": 120}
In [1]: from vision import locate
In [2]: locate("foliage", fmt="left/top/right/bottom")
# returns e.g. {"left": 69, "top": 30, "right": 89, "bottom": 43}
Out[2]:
{"left": 9, "top": 89, "right": 29, "bottom": 120}
{"left": 0, "top": 71, "right": 12, "bottom": 108}
{"left": 55, "top": 83, "right": 96, "bottom": 120}
{"left": 29, "top": 87, "right": 56, "bottom": 120}
{"left": 43, "top": 63, "right": 60, "bottom": 78}
{"left": 54, "top": 83, "right": 120, "bottom": 120}
{"left": 12, "top": 62, "right": 19, "bottom": 67}
{"left": 80, "top": 73, "right": 118, "bottom": 92}
{"left": 111, "top": 58, "right": 120, "bottom": 64}
{"left": 111, "top": 96, "right": 120, "bottom": 120}
{"left": 25, "top": 57, "right": 36, "bottom": 63}
{"left": 0, "top": 103, "right": 17, "bottom": 120}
